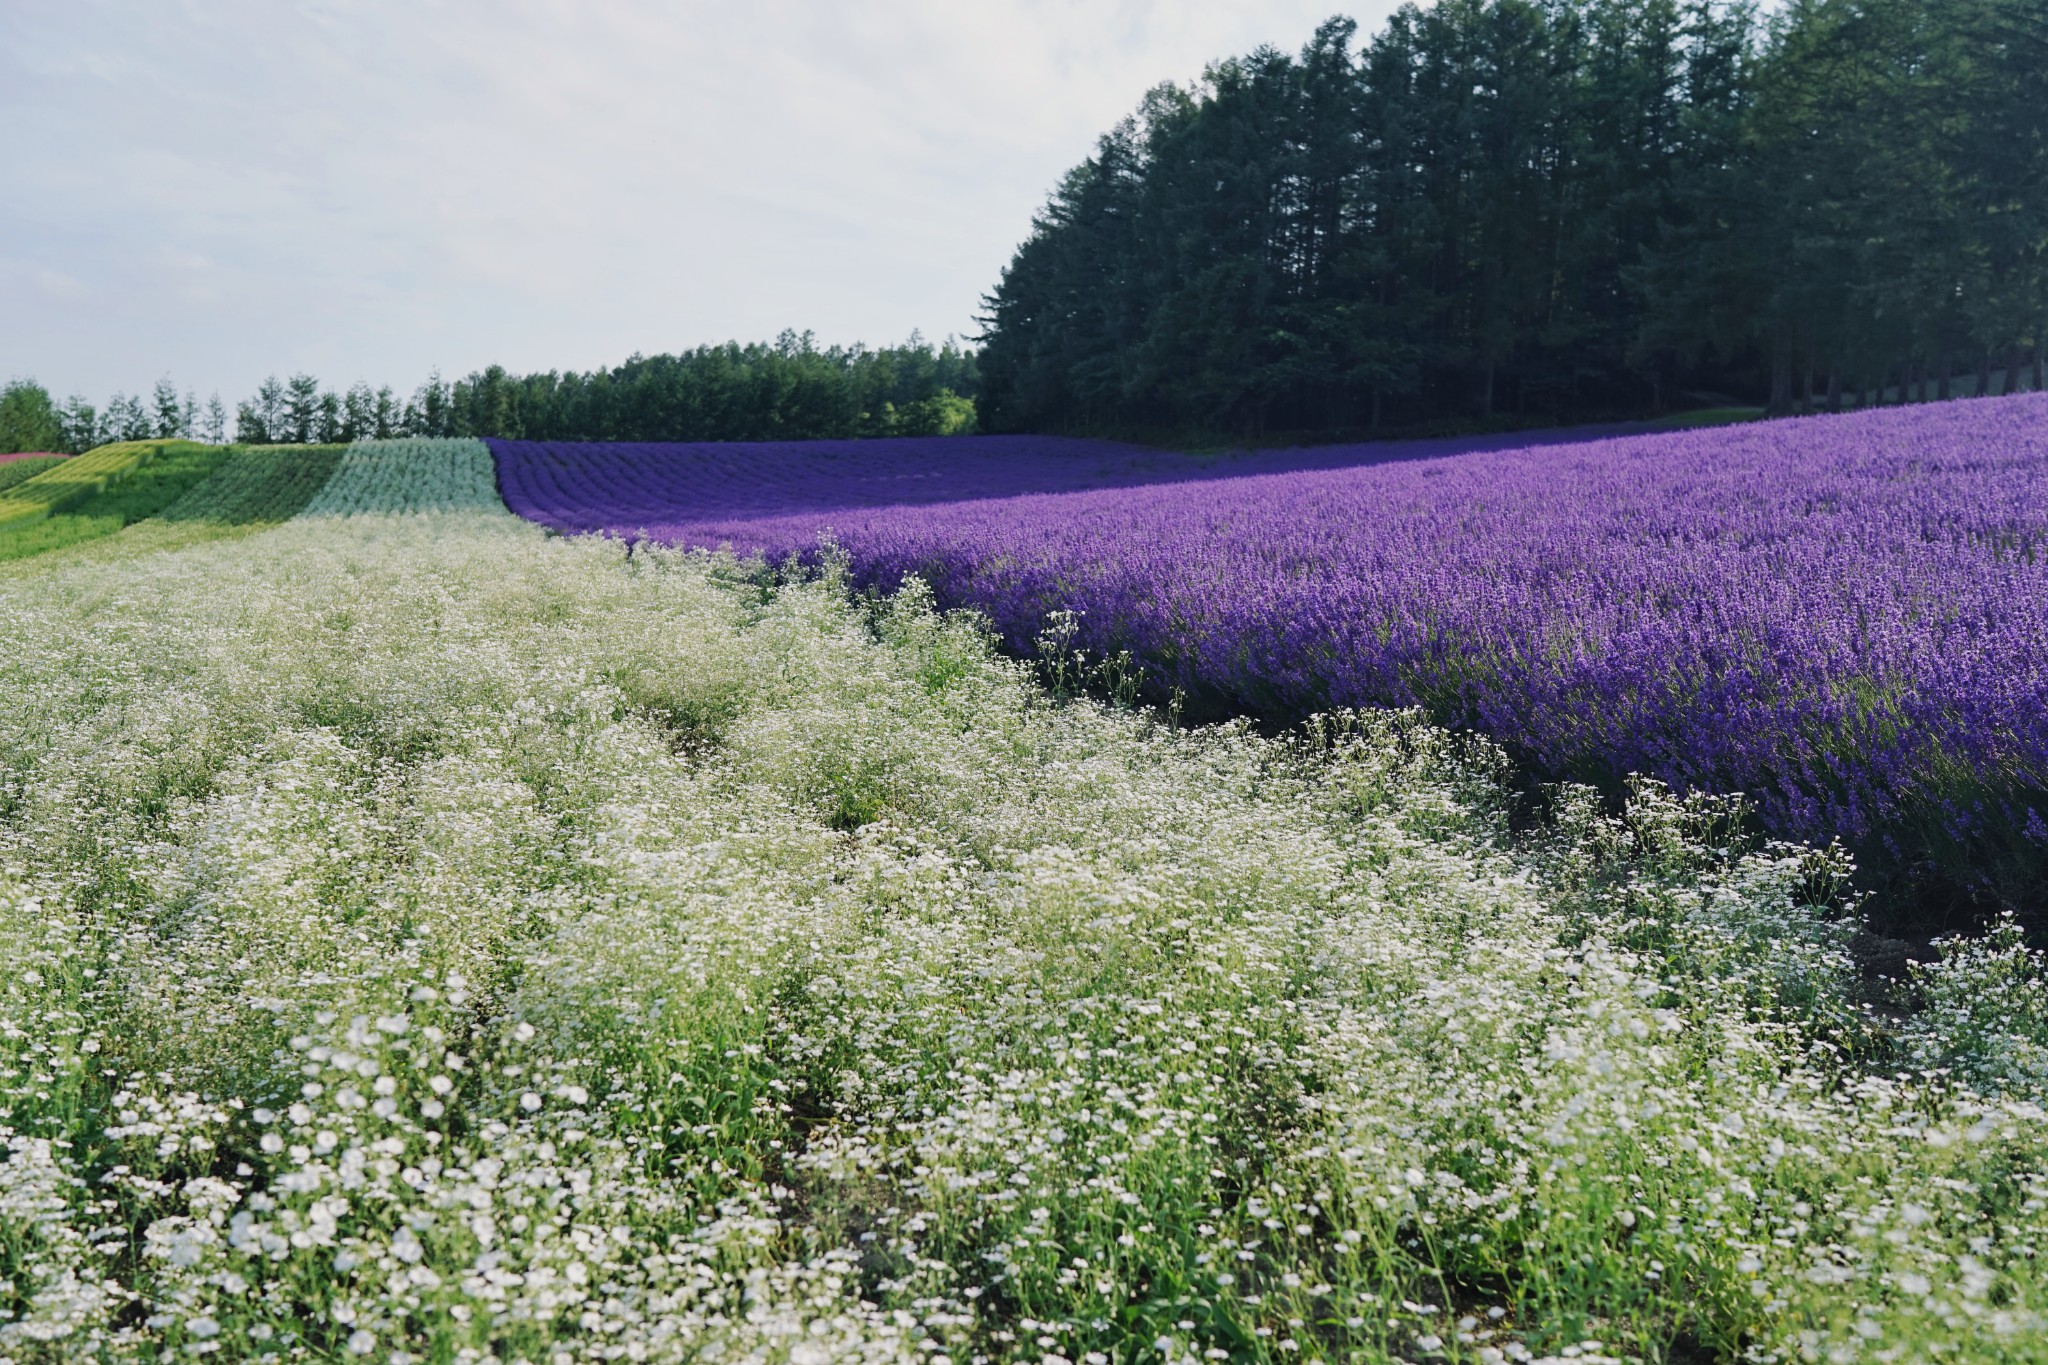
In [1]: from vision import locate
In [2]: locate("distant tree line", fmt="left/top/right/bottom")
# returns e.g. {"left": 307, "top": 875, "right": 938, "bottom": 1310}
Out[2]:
{"left": 0, "top": 332, "right": 979, "bottom": 454}
{"left": 0, "top": 377, "right": 232, "bottom": 454}
{"left": 411, "top": 333, "right": 979, "bottom": 443}
{"left": 976, "top": 0, "right": 2048, "bottom": 435}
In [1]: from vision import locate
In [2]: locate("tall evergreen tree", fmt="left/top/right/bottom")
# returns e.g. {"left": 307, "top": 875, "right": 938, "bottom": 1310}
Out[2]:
{"left": 0, "top": 380, "right": 65, "bottom": 454}
{"left": 284, "top": 375, "right": 322, "bottom": 445}
{"left": 152, "top": 377, "right": 185, "bottom": 439}
{"left": 977, "top": 0, "right": 2046, "bottom": 435}
{"left": 202, "top": 394, "right": 229, "bottom": 446}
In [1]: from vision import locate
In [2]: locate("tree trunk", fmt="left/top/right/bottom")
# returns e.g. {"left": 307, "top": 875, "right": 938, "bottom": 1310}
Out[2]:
{"left": 1977, "top": 349, "right": 1993, "bottom": 398}
{"left": 2036, "top": 343, "right": 2045, "bottom": 395}
{"left": 1909, "top": 360, "right": 1923, "bottom": 403}
{"left": 1827, "top": 369, "right": 1842, "bottom": 412}
{"left": 1858, "top": 375, "right": 1873, "bottom": 409}
{"left": 2007, "top": 344, "right": 2026, "bottom": 395}
{"left": 1938, "top": 352, "right": 1953, "bottom": 402}
{"left": 1478, "top": 360, "right": 1495, "bottom": 418}
{"left": 1768, "top": 345, "right": 1794, "bottom": 416}
{"left": 1370, "top": 387, "right": 1382, "bottom": 431}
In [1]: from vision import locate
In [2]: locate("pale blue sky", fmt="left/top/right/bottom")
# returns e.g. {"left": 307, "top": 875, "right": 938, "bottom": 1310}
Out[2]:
{"left": 2, "top": 1, "right": 1395, "bottom": 406}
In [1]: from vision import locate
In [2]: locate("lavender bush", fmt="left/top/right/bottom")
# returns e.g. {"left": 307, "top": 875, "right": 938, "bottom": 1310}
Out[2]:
{"left": 490, "top": 397, "right": 2048, "bottom": 901}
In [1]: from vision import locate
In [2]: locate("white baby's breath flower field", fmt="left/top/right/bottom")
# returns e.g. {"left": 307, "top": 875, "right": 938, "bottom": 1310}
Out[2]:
{"left": 1, "top": 440, "right": 2044, "bottom": 1364}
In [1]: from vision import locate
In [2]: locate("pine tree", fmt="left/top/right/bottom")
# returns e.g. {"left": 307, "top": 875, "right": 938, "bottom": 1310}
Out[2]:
{"left": 342, "top": 383, "right": 376, "bottom": 442}
{"left": 0, "top": 380, "right": 65, "bottom": 454}
{"left": 203, "top": 394, "right": 228, "bottom": 446}
{"left": 242, "top": 377, "right": 287, "bottom": 445}
{"left": 316, "top": 391, "right": 343, "bottom": 444}
{"left": 112, "top": 393, "right": 152, "bottom": 442}
{"left": 976, "top": 0, "right": 2036, "bottom": 434}
{"left": 60, "top": 397, "right": 99, "bottom": 453}
{"left": 284, "top": 375, "right": 322, "bottom": 445}
{"left": 152, "top": 377, "right": 184, "bottom": 439}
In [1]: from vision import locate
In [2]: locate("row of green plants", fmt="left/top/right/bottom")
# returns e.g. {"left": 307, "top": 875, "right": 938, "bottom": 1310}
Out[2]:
{"left": 0, "top": 441, "right": 347, "bottom": 566}
{"left": 0, "top": 456, "right": 68, "bottom": 496}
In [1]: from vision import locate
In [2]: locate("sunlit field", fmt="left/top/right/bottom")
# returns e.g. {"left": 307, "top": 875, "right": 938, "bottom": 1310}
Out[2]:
{"left": 2, "top": 438, "right": 2046, "bottom": 1364}
{"left": 493, "top": 398, "right": 2048, "bottom": 919}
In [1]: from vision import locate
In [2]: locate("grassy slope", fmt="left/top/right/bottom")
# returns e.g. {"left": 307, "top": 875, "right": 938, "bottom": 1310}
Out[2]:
{"left": 0, "top": 440, "right": 199, "bottom": 528}
{"left": 0, "top": 455, "right": 67, "bottom": 494}
{"left": 0, "top": 441, "right": 235, "bottom": 561}
{"left": 0, "top": 443, "right": 347, "bottom": 570}
{"left": 159, "top": 442, "right": 350, "bottom": 525}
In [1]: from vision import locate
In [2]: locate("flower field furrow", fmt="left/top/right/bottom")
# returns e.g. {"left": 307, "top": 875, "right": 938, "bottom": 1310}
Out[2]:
{"left": 158, "top": 443, "right": 349, "bottom": 525}
{"left": 490, "top": 397, "right": 2048, "bottom": 892}
{"left": 0, "top": 440, "right": 178, "bottom": 528}
{"left": 489, "top": 432, "right": 1437, "bottom": 534}
{"left": 301, "top": 436, "right": 508, "bottom": 518}
{"left": 0, "top": 455, "right": 68, "bottom": 495}
{"left": 0, "top": 441, "right": 249, "bottom": 565}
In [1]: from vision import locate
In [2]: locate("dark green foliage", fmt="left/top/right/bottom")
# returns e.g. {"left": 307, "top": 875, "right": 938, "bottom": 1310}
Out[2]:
{"left": 235, "top": 375, "right": 399, "bottom": 446}
{"left": 0, "top": 445, "right": 350, "bottom": 565}
{"left": 1640, "top": 405, "right": 1762, "bottom": 431}
{"left": 978, "top": 0, "right": 2048, "bottom": 436}
{"left": 0, "top": 442, "right": 237, "bottom": 562}
{"left": 0, "top": 457, "right": 67, "bottom": 494}
{"left": 228, "top": 333, "right": 980, "bottom": 445}
{"left": 2, "top": 380, "right": 231, "bottom": 454}
{"left": 413, "top": 331, "right": 980, "bottom": 443}
{"left": 158, "top": 445, "right": 348, "bottom": 525}
{"left": 0, "top": 380, "right": 65, "bottom": 454}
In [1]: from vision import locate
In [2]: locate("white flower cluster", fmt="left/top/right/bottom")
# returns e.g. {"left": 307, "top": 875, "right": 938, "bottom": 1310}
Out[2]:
{"left": 0, "top": 470, "right": 2043, "bottom": 1364}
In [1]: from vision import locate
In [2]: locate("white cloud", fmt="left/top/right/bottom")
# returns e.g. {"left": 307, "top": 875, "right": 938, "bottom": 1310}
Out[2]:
{"left": 0, "top": 0, "right": 1400, "bottom": 402}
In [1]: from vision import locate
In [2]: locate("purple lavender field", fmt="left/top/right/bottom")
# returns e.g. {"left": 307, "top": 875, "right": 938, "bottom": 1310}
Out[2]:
{"left": 487, "top": 425, "right": 1644, "bottom": 535}
{"left": 490, "top": 396, "right": 2048, "bottom": 892}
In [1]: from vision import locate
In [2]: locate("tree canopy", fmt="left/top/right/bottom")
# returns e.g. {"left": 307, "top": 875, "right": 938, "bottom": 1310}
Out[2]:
{"left": 976, "top": 0, "right": 2048, "bottom": 436}
{"left": 5, "top": 334, "right": 979, "bottom": 453}
{"left": 403, "top": 332, "right": 980, "bottom": 444}
{"left": 0, "top": 380, "right": 66, "bottom": 454}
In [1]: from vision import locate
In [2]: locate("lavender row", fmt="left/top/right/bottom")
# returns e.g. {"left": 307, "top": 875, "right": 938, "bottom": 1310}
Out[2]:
{"left": 488, "top": 424, "right": 1662, "bottom": 535}
{"left": 488, "top": 399, "right": 2048, "bottom": 873}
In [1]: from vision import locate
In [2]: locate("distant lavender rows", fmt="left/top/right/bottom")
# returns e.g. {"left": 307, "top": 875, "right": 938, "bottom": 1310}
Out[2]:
{"left": 488, "top": 424, "right": 1650, "bottom": 534}
{"left": 488, "top": 400, "right": 2048, "bottom": 853}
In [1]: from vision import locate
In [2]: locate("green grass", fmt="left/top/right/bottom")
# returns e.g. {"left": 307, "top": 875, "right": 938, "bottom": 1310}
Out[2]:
{"left": 0, "top": 440, "right": 233, "bottom": 560}
{"left": 1642, "top": 405, "right": 1765, "bottom": 431}
{"left": 0, "top": 439, "right": 188, "bottom": 527}
{"left": 0, "top": 455, "right": 68, "bottom": 494}
{"left": 0, "top": 443, "right": 346, "bottom": 565}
